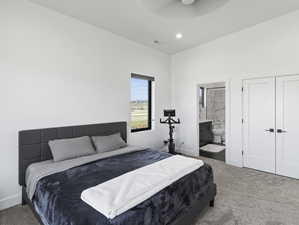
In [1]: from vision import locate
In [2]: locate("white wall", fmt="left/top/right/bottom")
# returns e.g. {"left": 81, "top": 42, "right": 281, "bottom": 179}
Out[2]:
{"left": 172, "top": 10, "right": 299, "bottom": 165}
{"left": 0, "top": 0, "right": 171, "bottom": 210}
{"left": 3, "top": 0, "right": 299, "bottom": 212}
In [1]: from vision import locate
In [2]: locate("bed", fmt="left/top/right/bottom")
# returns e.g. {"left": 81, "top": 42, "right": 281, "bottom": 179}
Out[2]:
{"left": 19, "top": 122, "right": 217, "bottom": 225}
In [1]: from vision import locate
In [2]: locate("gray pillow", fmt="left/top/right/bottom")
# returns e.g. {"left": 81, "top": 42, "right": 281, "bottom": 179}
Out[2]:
{"left": 49, "top": 136, "right": 95, "bottom": 162}
{"left": 91, "top": 133, "right": 127, "bottom": 153}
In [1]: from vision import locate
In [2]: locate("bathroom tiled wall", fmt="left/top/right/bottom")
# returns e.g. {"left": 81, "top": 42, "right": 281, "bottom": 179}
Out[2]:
{"left": 206, "top": 88, "right": 225, "bottom": 124}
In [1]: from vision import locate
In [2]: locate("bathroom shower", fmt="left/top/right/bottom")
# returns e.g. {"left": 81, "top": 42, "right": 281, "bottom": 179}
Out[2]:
{"left": 198, "top": 82, "right": 225, "bottom": 161}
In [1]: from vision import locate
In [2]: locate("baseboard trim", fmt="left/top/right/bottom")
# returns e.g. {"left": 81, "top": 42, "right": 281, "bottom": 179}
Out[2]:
{"left": 178, "top": 148, "right": 199, "bottom": 157}
{"left": 226, "top": 160, "right": 242, "bottom": 168}
{"left": 0, "top": 193, "right": 21, "bottom": 211}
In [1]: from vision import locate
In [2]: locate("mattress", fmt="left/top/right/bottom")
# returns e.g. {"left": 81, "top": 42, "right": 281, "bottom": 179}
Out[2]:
{"left": 31, "top": 149, "right": 215, "bottom": 225}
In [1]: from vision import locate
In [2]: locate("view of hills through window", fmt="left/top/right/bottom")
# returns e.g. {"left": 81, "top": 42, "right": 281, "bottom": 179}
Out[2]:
{"left": 131, "top": 77, "right": 150, "bottom": 130}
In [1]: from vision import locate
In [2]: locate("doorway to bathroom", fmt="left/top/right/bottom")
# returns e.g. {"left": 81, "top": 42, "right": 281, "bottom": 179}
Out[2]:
{"left": 197, "top": 82, "right": 226, "bottom": 162}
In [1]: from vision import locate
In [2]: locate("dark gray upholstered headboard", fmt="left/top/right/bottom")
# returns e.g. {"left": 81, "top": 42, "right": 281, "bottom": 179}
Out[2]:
{"left": 19, "top": 121, "right": 127, "bottom": 186}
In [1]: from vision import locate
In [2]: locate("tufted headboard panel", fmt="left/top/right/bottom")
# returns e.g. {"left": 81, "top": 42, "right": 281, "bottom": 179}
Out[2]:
{"left": 18, "top": 121, "right": 127, "bottom": 186}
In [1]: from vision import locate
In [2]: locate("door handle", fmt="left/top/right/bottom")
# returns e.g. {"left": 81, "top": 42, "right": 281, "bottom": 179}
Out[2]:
{"left": 277, "top": 129, "right": 287, "bottom": 133}
{"left": 265, "top": 128, "right": 274, "bottom": 133}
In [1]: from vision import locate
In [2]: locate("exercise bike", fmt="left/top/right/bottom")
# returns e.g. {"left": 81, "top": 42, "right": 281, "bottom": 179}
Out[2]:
{"left": 160, "top": 110, "right": 180, "bottom": 154}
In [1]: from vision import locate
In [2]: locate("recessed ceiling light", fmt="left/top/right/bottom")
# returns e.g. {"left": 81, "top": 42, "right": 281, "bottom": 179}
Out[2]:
{"left": 176, "top": 33, "right": 183, "bottom": 39}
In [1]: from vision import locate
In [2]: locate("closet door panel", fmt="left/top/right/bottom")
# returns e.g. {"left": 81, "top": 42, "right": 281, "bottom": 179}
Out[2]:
{"left": 276, "top": 75, "right": 299, "bottom": 179}
{"left": 243, "top": 78, "right": 276, "bottom": 173}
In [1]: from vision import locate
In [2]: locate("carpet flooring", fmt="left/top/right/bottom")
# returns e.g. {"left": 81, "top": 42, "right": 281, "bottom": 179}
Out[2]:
{"left": 1, "top": 156, "right": 299, "bottom": 225}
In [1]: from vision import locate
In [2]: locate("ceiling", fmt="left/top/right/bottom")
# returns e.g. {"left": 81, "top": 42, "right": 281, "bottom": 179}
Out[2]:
{"left": 30, "top": 0, "right": 299, "bottom": 54}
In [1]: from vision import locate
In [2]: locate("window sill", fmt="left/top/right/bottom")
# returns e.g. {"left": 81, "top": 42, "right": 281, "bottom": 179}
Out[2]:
{"left": 131, "top": 128, "right": 152, "bottom": 133}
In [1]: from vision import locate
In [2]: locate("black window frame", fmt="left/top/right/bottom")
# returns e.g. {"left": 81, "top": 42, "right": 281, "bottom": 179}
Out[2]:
{"left": 131, "top": 73, "right": 154, "bottom": 133}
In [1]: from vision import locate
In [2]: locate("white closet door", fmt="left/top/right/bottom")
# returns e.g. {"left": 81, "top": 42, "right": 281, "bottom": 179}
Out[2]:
{"left": 243, "top": 78, "right": 276, "bottom": 173}
{"left": 276, "top": 75, "right": 299, "bottom": 179}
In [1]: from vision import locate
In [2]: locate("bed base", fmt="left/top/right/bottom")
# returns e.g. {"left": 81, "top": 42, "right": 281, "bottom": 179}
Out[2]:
{"left": 22, "top": 183, "right": 216, "bottom": 225}
{"left": 22, "top": 187, "right": 45, "bottom": 225}
{"left": 171, "top": 183, "right": 216, "bottom": 225}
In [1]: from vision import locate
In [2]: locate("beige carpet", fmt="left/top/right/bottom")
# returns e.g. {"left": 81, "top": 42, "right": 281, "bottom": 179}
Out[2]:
{"left": 1, "top": 156, "right": 299, "bottom": 225}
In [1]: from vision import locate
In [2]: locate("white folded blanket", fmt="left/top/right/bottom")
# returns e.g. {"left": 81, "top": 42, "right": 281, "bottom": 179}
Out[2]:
{"left": 81, "top": 155, "right": 204, "bottom": 219}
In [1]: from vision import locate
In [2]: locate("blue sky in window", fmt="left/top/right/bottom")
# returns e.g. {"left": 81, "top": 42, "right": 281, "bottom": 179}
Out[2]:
{"left": 131, "top": 78, "right": 148, "bottom": 101}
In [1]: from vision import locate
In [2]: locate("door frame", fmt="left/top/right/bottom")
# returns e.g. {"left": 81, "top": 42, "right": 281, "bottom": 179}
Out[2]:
{"left": 196, "top": 80, "right": 231, "bottom": 163}
{"left": 241, "top": 73, "right": 299, "bottom": 168}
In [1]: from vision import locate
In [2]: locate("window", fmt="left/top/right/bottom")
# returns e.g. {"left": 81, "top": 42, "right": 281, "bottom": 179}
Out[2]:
{"left": 130, "top": 74, "right": 154, "bottom": 132}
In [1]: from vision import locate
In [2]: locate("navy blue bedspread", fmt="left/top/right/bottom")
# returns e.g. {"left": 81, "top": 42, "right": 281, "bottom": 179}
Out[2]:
{"left": 33, "top": 149, "right": 214, "bottom": 225}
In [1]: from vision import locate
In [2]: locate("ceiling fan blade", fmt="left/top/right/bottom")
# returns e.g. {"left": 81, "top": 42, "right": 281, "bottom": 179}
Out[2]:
{"left": 140, "top": 0, "right": 229, "bottom": 19}
{"left": 140, "top": 0, "right": 176, "bottom": 12}
{"left": 193, "top": 0, "right": 228, "bottom": 15}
